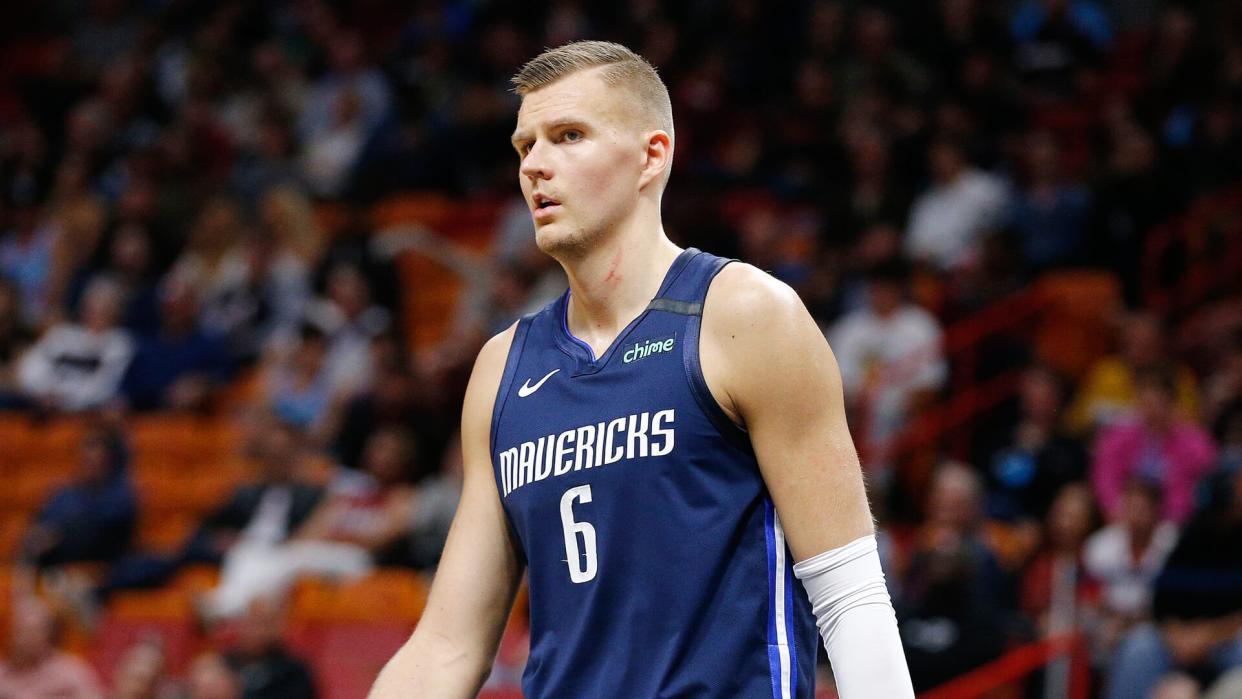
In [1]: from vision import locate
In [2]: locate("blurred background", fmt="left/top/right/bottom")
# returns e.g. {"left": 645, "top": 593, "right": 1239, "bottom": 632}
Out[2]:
{"left": 0, "top": 0, "right": 1240, "bottom": 698}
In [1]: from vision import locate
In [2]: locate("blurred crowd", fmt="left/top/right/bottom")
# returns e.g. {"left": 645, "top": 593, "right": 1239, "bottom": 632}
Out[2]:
{"left": 2, "top": 0, "right": 1241, "bottom": 697}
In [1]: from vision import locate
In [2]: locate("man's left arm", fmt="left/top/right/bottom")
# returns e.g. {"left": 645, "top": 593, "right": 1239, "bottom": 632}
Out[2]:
{"left": 701, "top": 263, "right": 914, "bottom": 698}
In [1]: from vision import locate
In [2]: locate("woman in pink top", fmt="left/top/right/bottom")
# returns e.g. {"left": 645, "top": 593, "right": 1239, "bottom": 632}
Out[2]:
{"left": 1092, "top": 367, "right": 1217, "bottom": 524}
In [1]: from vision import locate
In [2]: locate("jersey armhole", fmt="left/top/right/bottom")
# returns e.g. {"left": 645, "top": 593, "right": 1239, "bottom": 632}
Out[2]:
{"left": 489, "top": 316, "right": 533, "bottom": 457}
{"left": 489, "top": 316, "right": 534, "bottom": 564}
{"left": 683, "top": 259, "right": 753, "bottom": 454}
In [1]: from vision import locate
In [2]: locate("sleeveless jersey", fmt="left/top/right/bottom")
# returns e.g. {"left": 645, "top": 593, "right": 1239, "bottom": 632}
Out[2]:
{"left": 490, "top": 248, "right": 817, "bottom": 698}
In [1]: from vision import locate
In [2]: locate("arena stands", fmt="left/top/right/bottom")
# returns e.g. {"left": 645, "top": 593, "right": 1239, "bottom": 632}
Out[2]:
{"left": 2, "top": 1, "right": 1241, "bottom": 697}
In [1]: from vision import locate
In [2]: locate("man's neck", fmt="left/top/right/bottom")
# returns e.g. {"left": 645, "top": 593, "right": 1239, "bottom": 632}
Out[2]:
{"left": 560, "top": 228, "right": 682, "bottom": 357}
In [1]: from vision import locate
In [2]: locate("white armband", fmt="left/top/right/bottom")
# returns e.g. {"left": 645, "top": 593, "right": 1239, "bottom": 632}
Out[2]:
{"left": 793, "top": 534, "right": 914, "bottom": 699}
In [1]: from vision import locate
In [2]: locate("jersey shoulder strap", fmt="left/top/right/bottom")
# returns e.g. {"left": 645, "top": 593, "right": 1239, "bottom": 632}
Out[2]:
{"left": 647, "top": 248, "right": 750, "bottom": 450}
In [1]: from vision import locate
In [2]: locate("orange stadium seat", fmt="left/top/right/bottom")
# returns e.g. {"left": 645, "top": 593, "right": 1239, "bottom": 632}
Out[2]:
{"left": 169, "top": 564, "right": 220, "bottom": 593}
{"left": 0, "top": 512, "right": 31, "bottom": 559}
{"left": 370, "top": 192, "right": 457, "bottom": 231}
{"left": 107, "top": 585, "right": 197, "bottom": 623}
{"left": 4, "top": 469, "right": 71, "bottom": 512}
{"left": 1034, "top": 271, "right": 1122, "bottom": 380}
{"left": 3, "top": 417, "right": 83, "bottom": 472}
{"left": 133, "top": 470, "right": 240, "bottom": 513}
{"left": 129, "top": 416, "right": 243, "bottom": 467}
{"left": 135, "top": 508, "right": 199, "bottom": 553}
{"left": 396, "top": 251, "right": 465, "bottom": 352}
{"left": 290, "top": 570, "right": 430, "bottom": 624}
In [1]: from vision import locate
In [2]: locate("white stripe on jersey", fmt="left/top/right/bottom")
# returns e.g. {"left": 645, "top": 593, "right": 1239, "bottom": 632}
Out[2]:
{"left": 774, "top": 512, "right": 792, "bottom": 699}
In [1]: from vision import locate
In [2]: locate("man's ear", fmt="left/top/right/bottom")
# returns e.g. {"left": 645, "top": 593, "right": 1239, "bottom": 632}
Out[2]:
{"left": 638, "top": 130, "right": 673, "bottom": 190}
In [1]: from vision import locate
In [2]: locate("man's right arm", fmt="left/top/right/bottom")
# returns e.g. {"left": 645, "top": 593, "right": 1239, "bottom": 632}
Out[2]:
{"left": 369, "top": 325, "right": 524, "bottom": 698}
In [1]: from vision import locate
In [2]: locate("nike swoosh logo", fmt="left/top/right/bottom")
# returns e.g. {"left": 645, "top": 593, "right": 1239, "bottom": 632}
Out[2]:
{"left": 518, "top": 369, "right": 560, "bottom": 398}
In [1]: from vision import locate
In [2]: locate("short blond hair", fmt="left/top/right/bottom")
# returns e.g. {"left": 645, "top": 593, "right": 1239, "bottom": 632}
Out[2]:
{"left": 512, "top": 40, "right": 674, "bottom": 140}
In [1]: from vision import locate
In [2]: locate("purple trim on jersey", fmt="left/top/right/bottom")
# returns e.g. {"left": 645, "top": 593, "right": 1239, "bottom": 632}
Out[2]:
{"left": 561, "top": 290, "right": 598, "bottom": 361}
{"left": 785, "top": 536, "right": 799, "bottom": 697}
{"left": 491, "top": 316, "right": 533, "bottom": 455}
{"left": 765, "top": 499, "right": 781, "bottom": 699}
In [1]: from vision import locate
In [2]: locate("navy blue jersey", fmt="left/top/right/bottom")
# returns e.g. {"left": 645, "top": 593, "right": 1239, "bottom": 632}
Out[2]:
{"left": 490, "top": 248, "right": 817, "bottom": 698}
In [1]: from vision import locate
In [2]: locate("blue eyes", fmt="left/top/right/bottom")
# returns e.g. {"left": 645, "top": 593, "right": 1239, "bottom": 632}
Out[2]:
{"left": 517, "top": 130, "right": 583, "bottom": 156}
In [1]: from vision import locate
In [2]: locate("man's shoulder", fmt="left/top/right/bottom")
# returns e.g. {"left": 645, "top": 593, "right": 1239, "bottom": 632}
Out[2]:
{"left": 462, "top": 321, "right": 522, "bottom": 422}
{"left": 705, "top": 262, "right": 804, "bottom": 332}
{"left": 475, "top": 322, "right": 520, "bottom": 373}
{"left": 702, "top": 262, "right": 827, "bottom": 382}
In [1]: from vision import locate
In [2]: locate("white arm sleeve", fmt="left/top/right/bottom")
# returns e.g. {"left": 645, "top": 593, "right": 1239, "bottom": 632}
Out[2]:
{"left": 793, "top": 534, "right": 915, "bottom": 699}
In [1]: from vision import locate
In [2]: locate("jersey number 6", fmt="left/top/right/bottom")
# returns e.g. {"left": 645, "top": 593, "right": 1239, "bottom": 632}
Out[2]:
{"left": 559, "top": 485, "right": 598, "bottom": 583}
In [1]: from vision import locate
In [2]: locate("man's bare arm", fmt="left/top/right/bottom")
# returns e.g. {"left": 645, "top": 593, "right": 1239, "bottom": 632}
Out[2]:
{"left": 369, "top": 326, "right": 525, "bottom": 698}
{"left": 701, "top": 263, "right": 914, "bottom": 698}
{"left": 701, "top": 264, "right": 873, "bottom": 558}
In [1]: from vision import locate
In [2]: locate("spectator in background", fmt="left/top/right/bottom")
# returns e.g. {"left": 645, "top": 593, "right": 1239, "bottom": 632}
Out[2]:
{"left": 120, "top": 278, "right": 232, "bottom": 412}
{"left": 898, "top": 464, "right": 1009, "bottom": 691}
{"left": 1068, "top": 312, "right": 1200, "bottom": 434}
{"left": 1008, "top": 129, "right": 1092, "bottom": 271}
{"left": 0, "top": 277, "right": 35, "bottom": 407}
{"left": 230, "top": 105, "right": 303, "bottom": 209}
{"left": 262, "top": 322, "right": 338, "bottom": 433}
{"left": 256, "top": 185, "right": 319, "bottom": 329}
{"left": 201, "top": 426, "right": 417, "bottom": 619}
{"left": 838, "top": 7, "right": 931, "bottom": 103}
{"left": 1020, "top": 483, "right": 1101, "bottom": 637}
{"left": 198, "top": 185, "right": 320, "bottom": 365}
{"left": 329, "top": 332, "right": 455, "bottom": 473}
{"left": 1092, "top": 366, "right": 1216, "bottom": 525}
{"left": 99, "top": 223, "right": 162, "bottom": 336}
{"left": 905, "top": 137, "right": 1010, "bottom": 272}
{"left": 985, "top": 365, "right": 1089, "bottom": 523}
{"left": 303, "top": 263, "right": 391, "bottom": 398}
{"left": 1103, "top": 467, "right": 1242, "bottom": 699}
{"left": 836, "top": 126, "right": 912, "bottom": 241}
{"left": 0, "top": 189, "right": 59, "bottom": 326}
{"left": 1142, "top": 7, "right": 1217, "bottom": 152}
{"left": 1214, "top": 399, "right": 1242, "bottom": 476}
{"left": 1089, "top": 119, "right": 1169, "bottom": 305}
{"left": 300, "top": 87, "right": 369, "bottom": 198}
{"left": 1202, "top": 330, "right": 1242, "bottom": 435}
{"left": 20, "top": 422, "right": 136, "bottom": 569}
{"left": 16, "top": 276, "right": 134, "bottom": 412}
{"left": 406, "top": 429, "right": 464, "bottom": 571}
{"left": 111, "top": 637, "right": 179, "bottom": 699}
{"left": 186, "top": 653, "right": 242, "bottom": 699}
{"left": 1009, "top": 0, "right": 1112, "bottom": 99}
{"left": 0, "top": 596, "right": 103, "bottom": 699}
{"left": 829, "top": 259, "right": 946, "bottom": 467}
{"left": 314, "top": 203, "right": 399, "bottom": 316}
{"left": 224, "top": 595, "right": 317, "bottom": 699}
{"left": 170, "top": 196, "right": 250, "bottom": 317}
{"left": 298, "top": 30, "right": 392, "bottom": 147}
{"left": 99, "top": 419, "right": 322, "bottom": 598}
{"left": 1084, "top": 478, "right": 1180, "bottom": 655}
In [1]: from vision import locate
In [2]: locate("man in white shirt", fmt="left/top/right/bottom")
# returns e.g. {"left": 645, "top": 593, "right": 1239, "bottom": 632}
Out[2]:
{"left": 829, "top": 259, "right": 947, "bottom": 465}
{"left": 17, "top": 276, "right": 134, "bottom": 411}
{"left": 905, "top": 137, "right": 1010, "bottom": 272}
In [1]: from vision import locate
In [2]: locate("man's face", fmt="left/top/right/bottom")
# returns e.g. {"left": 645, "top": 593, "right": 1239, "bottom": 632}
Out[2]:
{"left": 512, "top": 68, "right": 653, "bottom": 258}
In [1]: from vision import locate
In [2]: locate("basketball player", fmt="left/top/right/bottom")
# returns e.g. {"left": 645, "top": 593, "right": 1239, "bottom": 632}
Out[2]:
{"left": 370, "top": 41, "right": 914, "bottom": 698}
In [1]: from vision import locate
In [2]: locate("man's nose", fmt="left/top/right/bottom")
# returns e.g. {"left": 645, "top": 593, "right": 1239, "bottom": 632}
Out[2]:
{"left": 520, "top": 141, "right": 551, "bottom": 181}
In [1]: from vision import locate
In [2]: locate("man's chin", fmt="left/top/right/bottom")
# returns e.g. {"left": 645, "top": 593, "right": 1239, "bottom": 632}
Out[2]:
{"left": 535, "top": 225, "right": 594, "bottom": 259}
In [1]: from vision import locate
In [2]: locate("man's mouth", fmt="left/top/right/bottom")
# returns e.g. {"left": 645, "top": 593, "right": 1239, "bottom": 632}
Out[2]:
{"left": 532, "top": 194, "right": 562, "bottom": 220}
{"left": 534, "top": 194, "right": 561, "bottom": 210}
